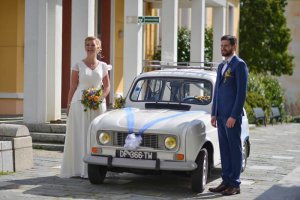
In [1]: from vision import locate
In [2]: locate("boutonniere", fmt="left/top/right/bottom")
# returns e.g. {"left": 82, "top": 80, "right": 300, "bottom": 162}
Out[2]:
{"left": 224, "top": 68, "right": 232, "bottom": 83}
{"left": 81, "top": 88, "right": 103, "bottom": 112}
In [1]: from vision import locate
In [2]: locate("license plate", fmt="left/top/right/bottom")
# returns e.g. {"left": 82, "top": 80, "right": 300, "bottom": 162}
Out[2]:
{"left": 116, "top": 150, "right": 157, "bottom": 160}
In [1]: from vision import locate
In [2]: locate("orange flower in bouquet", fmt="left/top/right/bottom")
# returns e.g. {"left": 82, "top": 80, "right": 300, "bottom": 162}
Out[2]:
{"left": 81, "top": 88, "right": 103, "bottom": 112}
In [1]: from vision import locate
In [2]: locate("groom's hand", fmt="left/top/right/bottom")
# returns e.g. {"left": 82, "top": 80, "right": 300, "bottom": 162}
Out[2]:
{"left": 211, "top": 116, "right": 217, "bottom": 128}
{"left": 226, "top": 117, "right": 236, "bottom": 128}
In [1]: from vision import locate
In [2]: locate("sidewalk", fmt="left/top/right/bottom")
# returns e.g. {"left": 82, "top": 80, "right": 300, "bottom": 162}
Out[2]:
{"left": 0, "top": 120, "right": 300, "bottom": 199}
{"left": 1, "top": 148, "right": 299, "bottom": 200}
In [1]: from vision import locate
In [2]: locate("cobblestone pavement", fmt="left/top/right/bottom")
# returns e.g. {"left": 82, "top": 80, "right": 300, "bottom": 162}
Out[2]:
{"left": 0, "top": 123, "right": 299, "bottom": 200}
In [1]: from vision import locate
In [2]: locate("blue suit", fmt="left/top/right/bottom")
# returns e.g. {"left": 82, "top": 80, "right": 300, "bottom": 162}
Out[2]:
{"left": 211, "top": 55, "right": 248, "bottom": 187}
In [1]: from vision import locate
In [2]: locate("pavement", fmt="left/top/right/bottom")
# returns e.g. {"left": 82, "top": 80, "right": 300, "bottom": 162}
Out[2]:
{"left": 0, "top": 122, "right": 299, "bottom": 199}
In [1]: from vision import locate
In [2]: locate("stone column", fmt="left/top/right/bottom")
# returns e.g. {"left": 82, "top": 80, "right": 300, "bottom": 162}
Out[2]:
{"left": 213, "top": 6, "right": 226, "bottom": 63}
{"left": 161, "top": 0, "right": 178, "bottom": 63}
{"left": 47, "top": 0, "right": 62, "bottom": 121}
{"left": 123, "top": 0, "right": 143, "bottom": 94}
{"left": 190, "top": 0, "right": 205, "bottom": 64}
{"left": 24, "top": 0, "right": 62, "bottom": 123}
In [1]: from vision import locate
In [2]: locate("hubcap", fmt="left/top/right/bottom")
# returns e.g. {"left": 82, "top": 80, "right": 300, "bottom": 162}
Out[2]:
{"left": 242, "top": 142, "right": 247, "bottom": 169}
{"left": 202, "top": 152, "right": 208, "bottom": 186}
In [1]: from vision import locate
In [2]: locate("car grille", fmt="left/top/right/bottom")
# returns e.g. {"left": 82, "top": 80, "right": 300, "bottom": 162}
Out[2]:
{"left": 114, "top": 132, "right": 160, "bottom": 149}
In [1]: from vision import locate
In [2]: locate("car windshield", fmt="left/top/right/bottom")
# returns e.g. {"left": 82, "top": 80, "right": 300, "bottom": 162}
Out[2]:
{"left": 129, "top": 77, "right": 212, "bottom": 105}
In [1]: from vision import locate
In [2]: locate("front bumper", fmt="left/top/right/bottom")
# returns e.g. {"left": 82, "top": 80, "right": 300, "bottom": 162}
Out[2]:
{"left": 83, "top": 155, "right": 197, "bottom": 171}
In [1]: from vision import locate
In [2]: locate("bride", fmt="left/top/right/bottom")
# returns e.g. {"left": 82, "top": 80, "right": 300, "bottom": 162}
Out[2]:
{"left": 60, "top": 36, "right": 110, "bottom": 178}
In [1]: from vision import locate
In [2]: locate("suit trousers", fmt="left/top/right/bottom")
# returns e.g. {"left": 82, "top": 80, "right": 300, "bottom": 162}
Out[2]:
{"left": 217, "top": 116, "right": 242, "bottom": 187}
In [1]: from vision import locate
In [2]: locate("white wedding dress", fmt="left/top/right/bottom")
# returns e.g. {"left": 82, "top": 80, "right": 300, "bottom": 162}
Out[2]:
{"left": 60, "top": 61, "right": 108, "bottom": 178}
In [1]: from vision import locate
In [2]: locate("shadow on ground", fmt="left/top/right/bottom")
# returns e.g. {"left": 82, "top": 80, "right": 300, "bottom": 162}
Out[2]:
{"left": 1, "top": 168, "right": 223, "bottom": 199}
{"left": 255, "top": 184, "right": 300, "bottom": 200}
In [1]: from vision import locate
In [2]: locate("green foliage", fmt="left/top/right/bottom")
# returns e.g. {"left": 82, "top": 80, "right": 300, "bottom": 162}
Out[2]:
{"left": 245, "top": 92, "right": 270, "bottom": 123}
{"left": 152, "top": 45, "right": 161, "bottom": 61}
{"left": 153, "top": 27, "right": 213, "bottom": 62}
{"left": 239, "top": 0, "right": 294, "bottom": 76}
{"left": 0, "top": 171, "right": 13, "bottom": 176}
{"left": 177, "top": 27, "right": 191, "bottom": 62}
{"left": 113, "top": 96, "right": 126, "bottom": 109}
{"left": 204, "top": 27, "right": 213, "bottom": 62}
{"left": 245, "top": 73, "right": 285, "bottom": 123}
{"left": 260, "top": 75, "right": 285, "bottom": 108}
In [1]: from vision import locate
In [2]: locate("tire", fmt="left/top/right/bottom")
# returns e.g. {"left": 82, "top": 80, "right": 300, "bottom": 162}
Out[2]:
{"left": 191, "top": 148, "right": 209, "bottom": 193}
{"left": 241, "top": 141, "right": 249, "bottom": 172}
{"left": 88, "top": 164, "right": 107, "bottom": 184}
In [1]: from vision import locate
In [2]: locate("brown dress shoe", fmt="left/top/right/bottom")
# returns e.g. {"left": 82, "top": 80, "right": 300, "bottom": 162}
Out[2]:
{"left": 222, "top": 186, "right": 240, "bottom": 195}
{"left": 208, "top": 183, "right": 229, "bottom": 193}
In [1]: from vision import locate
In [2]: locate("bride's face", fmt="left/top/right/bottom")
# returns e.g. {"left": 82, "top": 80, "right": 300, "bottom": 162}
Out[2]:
{"left": 85, "top": 40, "right": 101, "bottom": 56}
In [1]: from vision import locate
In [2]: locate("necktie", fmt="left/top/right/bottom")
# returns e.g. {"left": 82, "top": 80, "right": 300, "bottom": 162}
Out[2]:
{"left": 222, "top": 61, "right": 228, "bottom": 76}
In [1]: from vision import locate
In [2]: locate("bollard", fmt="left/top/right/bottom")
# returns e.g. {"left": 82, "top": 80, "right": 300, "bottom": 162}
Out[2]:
{"left": 0, "top": 124, "right": 33, "bottom": 172}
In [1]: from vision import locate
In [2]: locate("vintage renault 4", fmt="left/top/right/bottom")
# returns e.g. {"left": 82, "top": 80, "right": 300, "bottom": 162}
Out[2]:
{"left": 84, "top": 62, "right": 250, "bottom": 193}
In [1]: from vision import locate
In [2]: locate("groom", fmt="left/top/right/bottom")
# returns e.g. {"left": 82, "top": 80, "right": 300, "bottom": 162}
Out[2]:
{"left": 210, "top": 35, "right": 248, "bottom": 195}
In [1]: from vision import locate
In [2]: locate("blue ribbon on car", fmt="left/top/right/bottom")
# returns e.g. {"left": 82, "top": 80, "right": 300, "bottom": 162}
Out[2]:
{"left": 125, "top": 107, "right": 135, "bottom": 133}
{"left": 125, "top": 107, "right": 204, "bottom": 136}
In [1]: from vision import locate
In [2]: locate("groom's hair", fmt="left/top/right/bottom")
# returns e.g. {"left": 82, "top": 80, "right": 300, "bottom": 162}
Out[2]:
{"left": 221, "top": 35, "right": 237, "bottom": 46}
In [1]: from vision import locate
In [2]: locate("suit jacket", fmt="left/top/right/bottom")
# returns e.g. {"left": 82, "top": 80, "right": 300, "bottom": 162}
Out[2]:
{"left": 211, "top": 55, "right": 248, "bottom": 119}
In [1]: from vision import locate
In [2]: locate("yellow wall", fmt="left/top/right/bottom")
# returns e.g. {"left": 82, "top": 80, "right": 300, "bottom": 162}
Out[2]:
{"left": 144, "top": 3, "right": 159, "bottom": 60}
{"left": 114, "top": 0, "right": 124, "bottom": 96}
{"left": 0, "top": 0, "right": 24, "bottom": 114}
{"left": 206, "top": 7, "right": 213, "bottom": 27}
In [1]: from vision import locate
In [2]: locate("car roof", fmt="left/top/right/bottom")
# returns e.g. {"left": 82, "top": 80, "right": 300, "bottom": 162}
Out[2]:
{"left": 137, "top": 69, "right": 217, "bottom": 80}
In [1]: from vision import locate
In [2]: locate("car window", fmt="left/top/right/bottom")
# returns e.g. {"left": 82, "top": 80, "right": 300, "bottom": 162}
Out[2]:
{"left": 130, "top": 77, "right": 212, "bottom": 105}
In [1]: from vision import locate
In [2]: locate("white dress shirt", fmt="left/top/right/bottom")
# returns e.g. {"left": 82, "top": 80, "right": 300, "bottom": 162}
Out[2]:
{"left": 222, "top": 54, "right": 235, "bottom": 75}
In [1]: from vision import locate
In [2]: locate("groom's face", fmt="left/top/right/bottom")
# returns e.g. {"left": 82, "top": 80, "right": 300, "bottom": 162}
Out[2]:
{"left": 221, "top": 40, "right": 236, "bottom": 57}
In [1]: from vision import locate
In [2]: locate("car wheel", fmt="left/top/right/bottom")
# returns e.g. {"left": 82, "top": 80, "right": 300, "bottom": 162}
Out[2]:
{"left": 241, "top": 140, "right": 249, "bottom": 172}
{"left": 191, "top": 148, "right": 209, "bottom": 193}
{"left": 88, "top": 164, "right": 107, "bottom": 184}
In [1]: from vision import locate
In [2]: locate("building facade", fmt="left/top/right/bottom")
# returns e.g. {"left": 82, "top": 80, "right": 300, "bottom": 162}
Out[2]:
{"left": 280, "top": 0, "right": 300, "bottom": 116}
{"left": 0, "top": 0, "right": 241, "bottom": 123}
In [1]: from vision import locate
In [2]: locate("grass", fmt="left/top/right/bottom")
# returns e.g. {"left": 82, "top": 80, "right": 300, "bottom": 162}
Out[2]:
{"left": 0, "top": 171, "right": 13, "bottom": 176}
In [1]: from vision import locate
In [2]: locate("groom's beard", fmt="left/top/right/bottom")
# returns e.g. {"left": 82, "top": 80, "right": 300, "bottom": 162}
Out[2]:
{"left": 222, "top": 49, "right": 234, "bottom": 57}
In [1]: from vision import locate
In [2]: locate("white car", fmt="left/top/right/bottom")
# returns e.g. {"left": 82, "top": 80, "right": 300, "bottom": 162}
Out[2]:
{"left": 84, "top": 64, "right": 250, "bottom": 193}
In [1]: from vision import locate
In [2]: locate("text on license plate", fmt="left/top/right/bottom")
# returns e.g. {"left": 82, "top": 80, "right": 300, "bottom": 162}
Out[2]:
{"left": 116, "top": 150, "right": 157, "bottom": 160}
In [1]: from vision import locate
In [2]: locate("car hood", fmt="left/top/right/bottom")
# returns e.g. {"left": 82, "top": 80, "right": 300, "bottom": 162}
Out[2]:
{"left": 91, "top": 107, "right": 210, "bottom": 135}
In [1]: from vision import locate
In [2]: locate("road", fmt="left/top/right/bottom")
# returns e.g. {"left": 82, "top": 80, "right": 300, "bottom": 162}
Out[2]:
{"left": 0, "top": 123, "right": 299, "bottom": 199}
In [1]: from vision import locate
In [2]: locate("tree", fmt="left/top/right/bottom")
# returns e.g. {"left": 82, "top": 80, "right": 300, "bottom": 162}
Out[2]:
{"left": 204, "top": 27, "right": 213, "bottom": 62}
{"left": 177, "top": 27, "right": 191, "bottom": 62}
{"left": 239, "top": 0, "right": 294, "bottom": 76}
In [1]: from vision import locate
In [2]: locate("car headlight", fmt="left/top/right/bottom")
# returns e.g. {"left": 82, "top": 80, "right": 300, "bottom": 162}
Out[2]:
{"left": 99, "top": 132, "right": 111, "bottom": 145}
{"left": 164, "top": 136, "right": 177, "bottom": 150}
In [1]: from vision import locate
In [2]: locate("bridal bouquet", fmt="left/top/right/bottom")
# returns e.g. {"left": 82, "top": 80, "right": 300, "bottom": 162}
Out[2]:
{"left": 81, "top": 88, "right": 103, "bottom": 112}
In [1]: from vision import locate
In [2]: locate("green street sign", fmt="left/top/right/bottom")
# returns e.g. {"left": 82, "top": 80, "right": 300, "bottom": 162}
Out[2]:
{"left": 138, "top": 16, "right": 160, "bottom": 24}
